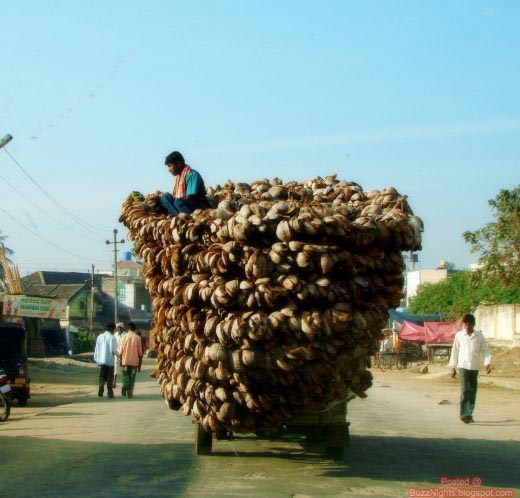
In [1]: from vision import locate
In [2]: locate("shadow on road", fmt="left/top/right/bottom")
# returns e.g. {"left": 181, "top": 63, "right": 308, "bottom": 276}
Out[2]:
{"left": 325, "top": 435, "right": 520, "bottom": 489}
{"left": 0, "top": 436, "right": 195, "bottom": 498}
{"left": 210, "top": 434, "right": 519, "bottom": 489}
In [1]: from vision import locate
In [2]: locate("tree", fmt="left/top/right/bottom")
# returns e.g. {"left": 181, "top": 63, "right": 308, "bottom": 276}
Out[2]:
{"left": 0, "top": 230, "right": 14, "bottom": 282}
{"left": 463, "top": 186, "right": 520, "bottom": 287}
{"left": 0, "top": 229, "right": 14, "bottom": 260}
{"left": 408, "top": 271, "right": 520, "bottom": 318}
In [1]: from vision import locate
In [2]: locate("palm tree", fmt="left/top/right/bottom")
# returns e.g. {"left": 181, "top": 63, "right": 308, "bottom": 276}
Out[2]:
{"left": 0, "top": 229, "right": 14, "bottom": 264}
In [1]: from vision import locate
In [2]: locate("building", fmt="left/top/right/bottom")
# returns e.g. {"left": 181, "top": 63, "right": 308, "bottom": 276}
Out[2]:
{"left": 405, "top": 262, "right": 458, "bottom": 306}
{"left": 115, "top": 260, "right": 143, "bottom": 278}
{"left": 22, "top": 283, "right": 89, "bottom": 324}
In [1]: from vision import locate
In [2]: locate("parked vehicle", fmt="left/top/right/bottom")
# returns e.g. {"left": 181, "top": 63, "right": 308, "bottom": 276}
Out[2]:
{"left": 0, "top": 322, "right": 30, "bottom": 406}
{"left": 0, "top": 369, "right": 12, "bottom": 421}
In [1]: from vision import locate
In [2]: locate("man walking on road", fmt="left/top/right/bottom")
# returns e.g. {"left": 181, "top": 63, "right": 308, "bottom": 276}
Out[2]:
{"left": 119, "top": 322, "right": 143, "bottom": 398}
{"left": 94, "top": 322, "right": 119, "bottom": 399}
{"left": 113, "top": 323, "right": 125, "bottom": 388}
{"left": 449, "top": 314, "right": 491, "bottom": 424}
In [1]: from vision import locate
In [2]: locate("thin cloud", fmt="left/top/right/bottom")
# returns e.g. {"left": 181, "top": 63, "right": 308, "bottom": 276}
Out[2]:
{"left": 193, "top": 118, "right": 520, "bottom": 155}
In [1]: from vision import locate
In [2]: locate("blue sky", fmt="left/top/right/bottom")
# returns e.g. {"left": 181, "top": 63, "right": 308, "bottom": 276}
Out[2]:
{"left": 0, "top": 1, "right": 518, "bottom": 274}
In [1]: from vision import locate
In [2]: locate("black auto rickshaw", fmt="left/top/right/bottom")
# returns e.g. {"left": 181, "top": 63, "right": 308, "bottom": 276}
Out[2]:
{"left": 0, "top": 322, "right": 30, "bottom": 406}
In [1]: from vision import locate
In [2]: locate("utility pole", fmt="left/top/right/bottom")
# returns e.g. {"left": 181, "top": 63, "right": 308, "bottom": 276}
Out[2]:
{"left": 0, "top": 134, "right": 13, "bottom": 150}
{"left": 88, "top": 264, "right": 95, "bottom": 332}
{"left": 106, "top": 229, "right": 124, "bottom": 324}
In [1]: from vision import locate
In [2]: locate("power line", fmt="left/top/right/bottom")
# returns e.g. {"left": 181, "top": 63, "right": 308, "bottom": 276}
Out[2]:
{"left": 0, "top": 173, "right": 105, "bottom": 242}
{"left": 2, "top": 147, "right": 112, "bottom": 235}
{"left": 0, "top": 206, "right": 100, "bottom": 262}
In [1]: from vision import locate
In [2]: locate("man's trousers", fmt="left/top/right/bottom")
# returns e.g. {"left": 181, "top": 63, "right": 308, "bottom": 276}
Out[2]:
{"left": 121, "top": 365, "right": 138, "bottom": 397}
{"left": 98, "top": 365, "right": 115, "bottom": 398}
{"left": 459, "top": 368, "right": 478, "bottom": 418}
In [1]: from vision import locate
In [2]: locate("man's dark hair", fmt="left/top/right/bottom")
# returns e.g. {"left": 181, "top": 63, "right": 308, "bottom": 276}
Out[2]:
{"left": 462, "top": 314, "right": 476, "bottom": 325}
{"left": 106, "top": 322, "right": 116, "bottom": 332}
{"left": 165, "top": 151, "right": 185, "bottom": 165}
{"left": 127, "top": 321, "right": 137, "bottom": 331}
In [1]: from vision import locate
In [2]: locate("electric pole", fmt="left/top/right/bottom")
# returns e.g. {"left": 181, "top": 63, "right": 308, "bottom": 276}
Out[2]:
{"left": 106, "top": 229, "right": 124, "bottom": 324}
{"left": 88, "top": 264, "right": 95, "bottom": 332}
{"left": 0, "top": 134, "right": 13, "bottom": 150}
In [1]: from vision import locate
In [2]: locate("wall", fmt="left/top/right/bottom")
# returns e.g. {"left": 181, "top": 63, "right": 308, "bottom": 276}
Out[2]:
{"left": 475, "top": 304, "right": 520, "bottom": 347}
{"left": 406, "top": 269, "right": 448, "bottom": 305}
{"left": 68, "top": 290, "right": 89, "bottom": 319}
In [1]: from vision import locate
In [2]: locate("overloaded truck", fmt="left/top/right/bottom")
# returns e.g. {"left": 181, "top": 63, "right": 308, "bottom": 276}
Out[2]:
{"left": 119, "top": 175, "right": 422, "bottom": 458}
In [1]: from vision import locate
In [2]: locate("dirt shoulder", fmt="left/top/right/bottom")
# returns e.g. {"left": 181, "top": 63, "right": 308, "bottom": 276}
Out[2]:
{"left": 370, "top": 346, "right": 520, "bottom": 424}
{"left": 9, "top": 356, "right": 98, "bottom": 421}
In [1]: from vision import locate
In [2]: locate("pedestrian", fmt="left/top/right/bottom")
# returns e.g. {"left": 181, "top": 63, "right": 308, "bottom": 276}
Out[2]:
{"left": 113, "top": 323, "right": 125, "bottom": 388}
{"left": 448, "top": 313, "right": 491, "bottom": 423}
{"left": 379, "top": 329, "right": 393, "bottom": 353}
{"left": 94, "top": 322, "right": 119, "bottom": 399}
{"left": 159, "top": 151, "right": 210, "bottom": 215}
{"left": 136, "top": 330, "right": 147, "bottom": 372}
{"left": 119, "top": 322, "right": 143, "bottom": 398}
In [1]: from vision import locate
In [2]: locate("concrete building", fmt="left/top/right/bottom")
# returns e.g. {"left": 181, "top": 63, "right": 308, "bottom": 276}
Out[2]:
{"left": 115, "top": 261, "right": 143, "bottom": 278}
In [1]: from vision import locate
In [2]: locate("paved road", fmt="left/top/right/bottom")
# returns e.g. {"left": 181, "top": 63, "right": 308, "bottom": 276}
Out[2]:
{"left": 1, "top": 366, "right": 518, "bottom": 498}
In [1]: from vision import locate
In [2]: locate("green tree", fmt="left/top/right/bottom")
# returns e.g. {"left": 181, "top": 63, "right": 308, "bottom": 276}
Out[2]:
{"left": 72, "top": 330, "right": 96, "bottom": 354}
{"left": 408, "top": 271, "right": 520, "bottom": 318}
{"left": 0, "top": 230, "right": 14, "bottom": 260}
{"left": 463, "top": 186, "right": 520, "bottom": 286}
{"left": 0, "top": 230, "right": 14, "bottom": 282}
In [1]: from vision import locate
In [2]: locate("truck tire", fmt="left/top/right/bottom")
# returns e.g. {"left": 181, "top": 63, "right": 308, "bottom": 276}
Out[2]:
{"left": 195, "top": 423, "right": 212, "bottom": 455}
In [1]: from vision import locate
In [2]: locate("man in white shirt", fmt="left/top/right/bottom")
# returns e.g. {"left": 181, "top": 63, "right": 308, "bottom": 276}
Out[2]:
{"left": 112, "top": 323, "right": 125, "bottom": 388}
{"left": 448, "top": 314, "right": 491, "bottom": 424}
{"left": 94, "top": 322, "right": 119, "bottom": 398}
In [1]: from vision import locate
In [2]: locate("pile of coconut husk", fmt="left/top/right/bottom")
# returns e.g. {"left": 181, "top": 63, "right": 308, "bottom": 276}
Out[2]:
{"left": 119, "top": 175, "right": 422, "bottom": 433}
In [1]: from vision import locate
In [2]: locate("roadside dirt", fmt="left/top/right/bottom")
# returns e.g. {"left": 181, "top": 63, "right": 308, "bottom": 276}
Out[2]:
{"left": 370, "top": 346, "right": 520, "bottom": 425}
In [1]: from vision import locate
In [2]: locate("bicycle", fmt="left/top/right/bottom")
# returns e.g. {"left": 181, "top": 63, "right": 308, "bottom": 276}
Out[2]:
{"left": 376, "top": 351, "right": 406, "bottom": 371}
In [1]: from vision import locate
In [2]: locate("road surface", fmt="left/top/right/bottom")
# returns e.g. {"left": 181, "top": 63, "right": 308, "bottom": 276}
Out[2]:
{"left": 1, "top": 363, "right": 518, "bottom": 497}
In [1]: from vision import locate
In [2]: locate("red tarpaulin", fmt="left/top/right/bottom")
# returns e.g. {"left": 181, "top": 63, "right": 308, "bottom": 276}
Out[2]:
{"left": 399, "top": 318, "right": 464, "bottom": 344}
{"left": 424, "top": 318, "right": 464, "bottom": 344}
{"left": 399, "top": 320, "right": 426, "bottom": 342}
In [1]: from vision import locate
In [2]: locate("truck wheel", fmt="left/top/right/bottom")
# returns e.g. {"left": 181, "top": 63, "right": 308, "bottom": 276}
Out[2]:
{"left": 324, "top": 424, "right": 347, "bottom": 460}
{"left": 325, "top": 446, "right": 344, "bottom": 460}
{"left": 195, "top": 423, "right": 212, "bottom": 455}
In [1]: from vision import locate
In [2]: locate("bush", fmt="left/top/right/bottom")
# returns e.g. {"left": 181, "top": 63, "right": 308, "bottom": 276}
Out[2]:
{"left": 72, "top": 330, "right": 95, "bottom": 354}
{"left": 408, "top": 271, "right": 520, "bottom": 318}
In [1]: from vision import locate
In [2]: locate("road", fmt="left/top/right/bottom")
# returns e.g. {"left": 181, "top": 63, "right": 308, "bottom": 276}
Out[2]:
{"left": 1, "top": 362, "right": 518, "bottom": 498}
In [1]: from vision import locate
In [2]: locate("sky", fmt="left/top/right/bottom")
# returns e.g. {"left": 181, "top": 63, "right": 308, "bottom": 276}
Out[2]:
{"left": 0, "top": 1, "right": 519, "bottom": 276}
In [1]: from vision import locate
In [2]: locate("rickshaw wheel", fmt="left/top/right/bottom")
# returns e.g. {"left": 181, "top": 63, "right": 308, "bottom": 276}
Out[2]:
{"left": 0, "top": 393, "right": 10, "bottom": 422}
{"left": 17, "top": 394, "right": 28, "bottom": 407}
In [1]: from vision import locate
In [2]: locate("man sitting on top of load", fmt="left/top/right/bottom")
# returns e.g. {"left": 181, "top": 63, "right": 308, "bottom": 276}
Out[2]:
{"left": 159, "top": 150, "right": 210, "bottom": 215}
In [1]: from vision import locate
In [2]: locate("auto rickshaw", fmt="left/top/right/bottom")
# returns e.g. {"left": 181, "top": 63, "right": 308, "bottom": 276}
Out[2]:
{"left": 0, "top": 321, "right": 30, "bottom": 406}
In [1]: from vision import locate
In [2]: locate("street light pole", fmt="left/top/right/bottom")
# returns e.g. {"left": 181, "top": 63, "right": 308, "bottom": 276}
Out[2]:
{"left": 106, "top": 229, "right": 124, "bottom": 324}
{"left": 0, "top": 134, "right": 13, "bottom": 150}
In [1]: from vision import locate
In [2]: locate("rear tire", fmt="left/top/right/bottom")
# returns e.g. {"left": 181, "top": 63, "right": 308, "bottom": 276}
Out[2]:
{"left": 324, "top": 424, "right": 347, "bottom": 460}
{"left": 195, "top": 423, "right": 212, "bottom": 455}
{"left": 0, "top": 393, "right": 10, "bottom": 422}
{"left": 325, "top": 446, "right": 344, "bottom": 460}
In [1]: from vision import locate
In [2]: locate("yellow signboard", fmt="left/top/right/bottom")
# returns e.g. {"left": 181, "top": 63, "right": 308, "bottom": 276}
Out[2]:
{"left": 2, "top": 294, "right": 67, "bottom": 319}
